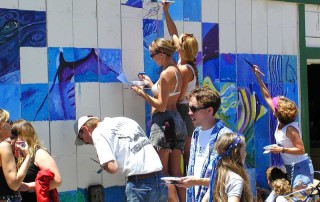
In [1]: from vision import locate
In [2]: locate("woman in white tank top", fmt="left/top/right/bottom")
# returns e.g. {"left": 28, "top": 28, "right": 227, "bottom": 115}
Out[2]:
{"left": 163, "top": 2, "right": 200, "bottom": 178}
{"left": 253, "top": 65, "right": 314, "bottom": 191}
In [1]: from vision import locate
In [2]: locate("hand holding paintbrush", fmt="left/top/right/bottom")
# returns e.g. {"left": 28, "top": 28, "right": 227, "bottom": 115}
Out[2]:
{"left": 243, "top": 59, "right": 265, "bottom": 76}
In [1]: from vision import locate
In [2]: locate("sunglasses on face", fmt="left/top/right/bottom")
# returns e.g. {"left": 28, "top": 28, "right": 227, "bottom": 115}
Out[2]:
{"left": 150, "top": 52, "right": 160, "bottom": 59}
{"left": 7, "top": 120, "right": 13, "bottom": 125}
{"left": 189, "top": 105, "right": 209, "bottom": 113}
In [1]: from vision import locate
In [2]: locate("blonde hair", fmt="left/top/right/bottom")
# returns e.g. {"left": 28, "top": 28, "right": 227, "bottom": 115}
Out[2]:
{"left": 0, "top": 108, "right": 10, "bottom": 127}
{"left": 179, "top": 33, "right": 199, "bottom": 86}
{"left": 276, "top": 96, "right": 298, "bottom": 124}
{"left": 272, "top": 178, "right": 291, "bottom": 196}
{"left": 12, "top": 119, "right": 44, "bottom": 168}
{"left": 149, "top": 38, "right": 176, "bottom": 56}
{"left": 213, "top": 133, "right": 253, "bottom": 202}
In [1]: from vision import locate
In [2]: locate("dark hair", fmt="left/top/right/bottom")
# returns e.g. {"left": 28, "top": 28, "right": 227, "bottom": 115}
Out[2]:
{"left": 187, "top": 87, "right": 221, "bottom": 116}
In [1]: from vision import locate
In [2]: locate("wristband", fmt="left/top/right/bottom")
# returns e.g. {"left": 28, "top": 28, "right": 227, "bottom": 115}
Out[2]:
{"left": 281, "top": 147, "right": 285, "bottom": 153}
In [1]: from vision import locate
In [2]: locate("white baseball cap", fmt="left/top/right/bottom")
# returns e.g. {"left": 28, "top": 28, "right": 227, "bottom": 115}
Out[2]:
{"left": 74, "top": 115, "right": 98, "bottom": 146}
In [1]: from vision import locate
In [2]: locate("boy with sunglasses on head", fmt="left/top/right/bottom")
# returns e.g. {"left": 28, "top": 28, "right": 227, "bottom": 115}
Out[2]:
{"left": 186, "top": 87, "right": 233, "bottom": 202}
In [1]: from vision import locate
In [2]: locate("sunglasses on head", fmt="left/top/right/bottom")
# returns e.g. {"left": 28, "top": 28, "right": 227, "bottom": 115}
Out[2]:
{"left": 189, "top": 105, "right": 209, "bottom": 113}
{"left": 180, "top": 33, "right": 194, "bottom": 46}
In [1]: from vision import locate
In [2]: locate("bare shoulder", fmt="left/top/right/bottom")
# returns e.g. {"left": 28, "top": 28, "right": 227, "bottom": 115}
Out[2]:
{"left": 0, "top": 141, "right": 11, "bottom": 152}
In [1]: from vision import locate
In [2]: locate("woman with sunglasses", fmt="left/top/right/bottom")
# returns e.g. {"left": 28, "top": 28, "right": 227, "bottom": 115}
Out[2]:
{"left": 162, "top": 1, "right": 200, "bottom": 175}
{"left": 252, "top": 65, "right": 314, "bottom": 191}
{"left": 11, "top": 119, "right": 61, "bottom": 201}
{"left": 0, "top": 109, "right": 30, "bottom": 202}
{"left": 132, "top": 38, "right": 187, "bottom": 202}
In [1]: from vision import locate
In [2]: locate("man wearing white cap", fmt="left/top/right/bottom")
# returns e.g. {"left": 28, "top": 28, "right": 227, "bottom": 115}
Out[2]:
{"left": 75, "top": 115, "right": 168, "bottom": 202}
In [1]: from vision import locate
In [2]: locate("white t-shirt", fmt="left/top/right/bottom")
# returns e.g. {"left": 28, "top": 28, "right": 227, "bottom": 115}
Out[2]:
{"left": 92, "top": 117, "right": 163, "bottom": 177}
{"left": 194, "top": 126, "right": 213, "bottom": 194}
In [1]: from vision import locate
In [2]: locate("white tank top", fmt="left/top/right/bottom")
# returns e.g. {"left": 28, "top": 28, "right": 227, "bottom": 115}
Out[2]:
{"left": 274, "top": 122, "right": 308, "bottom": 165}
{"left": 178, "top": 63, "right": 197, "bottom": 104}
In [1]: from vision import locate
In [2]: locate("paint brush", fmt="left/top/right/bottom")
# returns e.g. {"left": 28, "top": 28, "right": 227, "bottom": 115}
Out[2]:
{"left": 243, "top": 59, "right": 265, "bottom": 76}
{"left": 90, "top": 158, "right": 103, "bottom": 174}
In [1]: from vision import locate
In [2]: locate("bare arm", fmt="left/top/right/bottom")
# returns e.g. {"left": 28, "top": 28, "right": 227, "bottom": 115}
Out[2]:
{"left": 132, "top": 69, "right": 171, "bottom": 112}
{"left": 163, "top": 2, "right": 178, "bottom": 37}
{"left": 253, "top": 65, "right": 275, "bottom": 114}
{"left": 36, "top": 149, "right": 62, "bottom": 190}
{"left": 176, "top": 176, "right": 210, "bottom": 188}
{"left": 269, "top": 126, "right": 305, "bottom": 155}
{"left": 103, "top": 160, "right": 118, "bottom": 174}
{"left": 1, "top": 142, "right": 30, "bottom": 191}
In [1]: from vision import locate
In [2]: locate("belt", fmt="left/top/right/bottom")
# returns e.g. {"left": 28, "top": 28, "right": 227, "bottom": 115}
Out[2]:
{"left": 128, "top": 171, "right": 163, "bottom": 182}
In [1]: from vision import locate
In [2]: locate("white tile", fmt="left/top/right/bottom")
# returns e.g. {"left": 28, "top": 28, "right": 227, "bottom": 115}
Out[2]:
{"left": 20, "top": 47, "right": 48, "bottom": 84}
{"left": 267, "top": 1, "right": 282, "bottom": 27}
{"left": 306, "top": 37, "right": 320, "bottom": 48}
{"left": 99, "top": 83, "right": 124, "bottom": 117}
{"left": 55, "top": 154, "right": 77, "bottom": 192}
{"left": 122, "top": 3, "right": 143, "bottom": 19}
{"left": 183, "top": 21, "right": 202, "bottom": 50}
{"left": 47, "top": 11, "right": 73, "bottom": 47}
{"left": 235, "top": 0, "right": 251, "bottom": 25}
{"left": 73, "top": 1, "right": 98, "bottom": 48}
{"left": 122, "top": 49, "right": 143, "bottom": 81}
{"left": 75, "top": 82, "right": 101, "bottom": 117}
{"left": 305, "top": 4, "right": 320, "bottom": 12}
{"left": 98, "top": 16, "right": 121, "bottom": 49}
{"left": 252, "top": 1, "right": 268, "bottom": 25}
{"left": 142, "top": 1, "right": 162, "bottom": 20}
{"left": 98, "top": 0, "right": 120, "bottom": 17}
{"left": 31, "top": 121, "right": 50, "bottom": 151}
{"left": 281, "top": 3, "right": 297, "bottom": 28}
{"left": 236, "top": 24, "right": 252, "bottom": 54}
{"left": 219, "top": 23, "right": 236, "bottom": 53}
{"left": 202, "top": 0, "right": 218, "bottom": 23}
{"left": 77, "top": 153, "right": 103, "bottom": 188}
{"left": 102, "top": 171, "right": 126, "bottom": 187}
{"left": 306, "top": 11, "right": 320, "bottom": 38}
{"left": 47, "top": 0, "right": 72, "bottom": 13}
{"left": 283, "top": 27, "right": 298, "bottom": 55}
{"left": 219, "top": 0, "right": 236, "bottom": 24}
{"left": 252, "top": 24, "right": 268, "bottom": 54}
{"left": 50, "top": 120, "right": 76, "bottom": 156}
{"left": 123, "top": 89, "right": 146, "bottom": 131}
{"left": 97, "top": 0, "right": 121, "bottom": 49}
{"left": 267, "top": 26, "right": 283, "bottom": 54}
{"left": 0, "top": 0, "right": 18, "bottom": 9}
{"left": 18, "top": 0, "right": 46, "bottom": 11}
{"left": 163, "top": 21, "right": 183, "bottom": 39}
{"left": 121, "top": 18, "right": 143, "bottom": 50}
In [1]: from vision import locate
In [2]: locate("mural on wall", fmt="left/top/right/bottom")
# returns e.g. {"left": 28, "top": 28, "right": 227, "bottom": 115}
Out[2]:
{"left": 0, "top": 9, "right": 46, "bottom": 120}
{"left": 0, "top": 1, "right": 300, "bottom": 201}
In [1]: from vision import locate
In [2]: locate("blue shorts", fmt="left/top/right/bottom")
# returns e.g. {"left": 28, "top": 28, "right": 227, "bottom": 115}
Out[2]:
{"left": 285, "top": 157, "right": 314, "bottom": 188}
{"left": 150, "top": 111, "right": 187, "bottom": 150}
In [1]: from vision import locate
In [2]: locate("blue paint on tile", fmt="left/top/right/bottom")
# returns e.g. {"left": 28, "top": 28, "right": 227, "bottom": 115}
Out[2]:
{"left": 183, "top": 0, "right": 201, "bottom": 21}
{"left": 49, "top": 82, "right": 75, "bottom": 121}
{"left": 99, "top": 49, "right": 122, "bottom": 83}
{"left": 21, "top": 83, "right": 49, "bottom": 121}
{"left": 0, "top": 84, "right": 21, "bottom": 120}
{"left": 220, "top": 53, "right": 236, "bottom": 82}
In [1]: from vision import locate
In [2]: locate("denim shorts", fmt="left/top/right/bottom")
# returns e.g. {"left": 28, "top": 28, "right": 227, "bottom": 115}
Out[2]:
{"left": 150, "top": 110, "right": 187, "bottom": 150}
{"left": 285, "top": 157, "right": 314, "bottom": 188}
{"left": 177, "top": 103, "right": 194, "bottom": 137}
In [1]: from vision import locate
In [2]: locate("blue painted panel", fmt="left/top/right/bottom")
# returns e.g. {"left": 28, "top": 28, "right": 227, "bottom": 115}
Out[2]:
{"left": 183, "top": 0, "right": 201, "bottom": 22}
{"left": 49, "top": 82, "right": 75, "bottom": 121}
{"left": 99, "top": 49, "right": 122, "bottom": 83}
{"left": 237, "top": 54, "right": 268, "bottom": 84}
{"left": 74, "top": 49, "right": 99, "bottom": 82}
{"left": 220, "top": 53, "right": 236, "bottom": 82}
{"left": 21, "top": 83, "right": 49, "bottom": 121}
{"left": 0, "top": 84, "right": 21, "bottom": 120}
